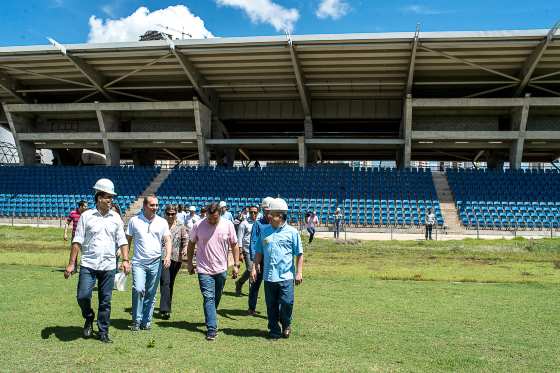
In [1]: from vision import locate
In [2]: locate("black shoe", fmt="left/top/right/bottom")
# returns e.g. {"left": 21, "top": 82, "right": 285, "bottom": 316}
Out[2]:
{"left": 129, "top": 322, "right": 140, "bottom": 332}
{"left": 282, "top": 326, "right": 291, "bottom": 339}
{"left": 83, "top": 318, "right": 94, "bottom": 339}
{"left": 235, "top": 281, "right": 242, "bottom": 297}
{"left": 99, "top": 334, "right": 113, "bottom": 343}
{"left": 160, "top": 312, "right": 170, "bottom": 320}
{"left": 206, "top": 330, "right": 217, "bottom": 341}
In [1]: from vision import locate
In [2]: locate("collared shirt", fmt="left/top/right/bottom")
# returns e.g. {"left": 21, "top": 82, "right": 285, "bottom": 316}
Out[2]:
{"left": 177, "top": 211, "right": 187, "bottom": 225}
{"left": 237, "top": 217, "right": 255, "bottom": 252}
{"left": 72, "top": 208, "right": 127, "bottom": 271}
{"left": 66, "top": 209, "right": 82, "bottom": 237}
{"left": 190, "top": 217, "right": 237, "bottom": 275}
{"left": 249, "top": 216, "right": 268, "bottom": 261}
{"left": 254, "top": 222, "right": 303, "bottom": 282}
{"left": 126, "top": 212, "right": 170, "bottom": 264}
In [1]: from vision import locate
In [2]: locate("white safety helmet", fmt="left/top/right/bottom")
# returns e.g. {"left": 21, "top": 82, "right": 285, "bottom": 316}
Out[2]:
{"left": 261, "top": 196, "right": 274, "bottom": 210}
{"left": 218, "top": 201, "right": 227, "bottom": 208}
{"left": 93, "top": 178, "right": 116, "bottom": 196}
{"left": 189, "top": 205, "right": 196, "bottom": 212}
{"left": 268, "top": 198, "right": 289, "bottom": 212}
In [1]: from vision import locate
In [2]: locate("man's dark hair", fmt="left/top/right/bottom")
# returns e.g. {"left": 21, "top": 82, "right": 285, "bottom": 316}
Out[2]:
{"left": 143, "top": 195, "right": 157, "bottom": 206}
{"left": 78, "top": 200, "right": 87, "bottom": 208}
{"left": 207, "top": 202, "right": 220, "bottom": 215}
{"left": 177, "top": 204, "right": 184, "bottom": 212}
{"left": 248, "top": 205, "right": 259, "bottom": 210}
{"left": 200, "top": 207, "right": 207, "bottom": 213}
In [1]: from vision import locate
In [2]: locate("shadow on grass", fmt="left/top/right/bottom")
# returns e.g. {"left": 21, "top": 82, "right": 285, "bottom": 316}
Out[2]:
{"left": 220, "top": 327, "right": 268, "bottom": 339}
{"left": 41, "top": 326, "right": 83, "bottom": 341}
{"left": 217, "top": 308, "right": 267, "bottom": 320}
{"left": 222, "top": 291, "right": 241, "bottom": 297}
{"left": 111, "top": 318, "right": 134, "bottom": 331}
{"left": 155, "top": 321, "right": 206, "bottom": 335}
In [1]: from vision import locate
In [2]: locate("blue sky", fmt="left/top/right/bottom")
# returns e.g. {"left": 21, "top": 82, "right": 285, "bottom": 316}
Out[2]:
{"left": 0, "top": 0, "right": 559, "bottom": 46}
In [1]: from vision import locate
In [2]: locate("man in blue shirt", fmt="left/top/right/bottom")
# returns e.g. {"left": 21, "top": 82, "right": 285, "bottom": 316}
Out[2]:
{"left": 247, "top": 197, "right": 273, "bottom": 315}
{"left": 251, "top": 198, "right": 304, "bottom": 339}
{"left": 219, "top": 201, "right": 234, "bottom": 221}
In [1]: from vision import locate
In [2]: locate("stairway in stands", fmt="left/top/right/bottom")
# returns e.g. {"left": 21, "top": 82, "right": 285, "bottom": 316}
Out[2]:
{"left": 431, "top": 171, "right": 464, "bottom": 232}
{"left": 124, "top": 169, "right": 172, "bottom": 222}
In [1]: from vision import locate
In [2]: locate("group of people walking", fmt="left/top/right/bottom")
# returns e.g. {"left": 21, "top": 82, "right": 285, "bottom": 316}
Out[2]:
{"left": 63, "top": 178, "right": 304, "bottom": 343}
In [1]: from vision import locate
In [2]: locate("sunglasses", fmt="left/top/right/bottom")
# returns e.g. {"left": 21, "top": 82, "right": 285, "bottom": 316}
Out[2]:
{"left": 166, "top": 212, "right": 176, "bottom": 216}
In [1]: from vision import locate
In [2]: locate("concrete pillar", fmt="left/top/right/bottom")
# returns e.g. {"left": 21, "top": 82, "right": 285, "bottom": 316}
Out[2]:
{"left": 132, "top": 150, "right": 156, "bottom": 167}
{"left": 2, "top": 106, "right": 37, "bottom": 165}
{"left": 304, "top": 116, "right": 313, "bottom": 139}
{"left": 298, "top": 136, "right": 307, "bottom": 168}
{"left": 194, "top": 98, "right": 211, "bottom": 166}
{"left": 96, "top": 110, "right": 121, "bottom": 166}
{"left": 400, "top": 94, "right": 412, "bottom": 169}
{"left": 509, "top": 95, "right": 530, "bottom": 169}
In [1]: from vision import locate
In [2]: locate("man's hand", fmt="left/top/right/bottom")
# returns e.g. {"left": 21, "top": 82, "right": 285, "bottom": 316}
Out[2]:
{"left": 64, "top": 263, "right": 75, "bottom": 279}
{"left": 186, "top": 261, "right": 195, "bottom": 275}
{"left": 232, "top": 265, "right": 239, "bottom": 279}
{"left": 250, "top": 267, "right": 257, "bottom": 283}
{"left": 163, "top": 258, "right": 171, "bottom": 269}
{"left": 295, "top": 272, "right": 303, "bottom": 286}
{"left": 63, "top": 232, "right": 68, "bottom": 241}
{"left": 120, "top": 260, "right": 131, "bottom": 274}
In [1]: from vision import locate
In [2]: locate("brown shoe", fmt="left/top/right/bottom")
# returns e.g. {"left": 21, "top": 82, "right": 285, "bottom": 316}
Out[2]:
{"left": 282, "top": 326, "right": 291, "bottom": 339}
{"left": 247, "top": 309, "right": 256, "bottom": 316}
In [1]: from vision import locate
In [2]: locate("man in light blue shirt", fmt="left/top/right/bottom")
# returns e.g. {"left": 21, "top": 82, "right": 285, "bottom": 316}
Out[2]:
{"left": 251, "top": 198, "right": 303, "bottom": 339}
{"left": 219, "top": 201, "right": 234, "bottom": 222}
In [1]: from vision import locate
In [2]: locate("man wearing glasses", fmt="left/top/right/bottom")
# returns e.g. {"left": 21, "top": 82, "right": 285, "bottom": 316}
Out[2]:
{"left": 234, "top": 205, "right": 259, "bottom": 297}
{"left": 64, "top": 178, "right": 130, "bottom": 344}
{"left": 126, "top": 195, "right": 172, "bottom": 331}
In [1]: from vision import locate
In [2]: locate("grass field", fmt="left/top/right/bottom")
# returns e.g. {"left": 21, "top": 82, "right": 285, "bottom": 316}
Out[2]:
{"left": 1, "top": 226, "right": 559, "bottom": 372}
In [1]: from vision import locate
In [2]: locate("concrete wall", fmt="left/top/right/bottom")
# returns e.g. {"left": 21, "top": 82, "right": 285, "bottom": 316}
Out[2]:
{"left": 526, "top": 116, "right": 560, "bottom": 131}
{"left": 130, "top": 118, "right": 195, "bottom": 132}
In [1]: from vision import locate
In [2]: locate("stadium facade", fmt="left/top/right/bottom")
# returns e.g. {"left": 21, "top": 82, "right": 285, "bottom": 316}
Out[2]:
{"left": 0, "top": 27, "right": 559, "bottom": 168}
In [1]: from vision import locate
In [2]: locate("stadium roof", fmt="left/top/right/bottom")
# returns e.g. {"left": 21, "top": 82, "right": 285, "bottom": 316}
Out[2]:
{"left": 0, "top": 28, "right": 559, "bottom": 106}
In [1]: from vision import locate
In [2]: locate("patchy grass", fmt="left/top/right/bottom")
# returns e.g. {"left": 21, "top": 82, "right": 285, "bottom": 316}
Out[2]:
{"left": 0, "top": 226, "right": 559, "bottom": 372}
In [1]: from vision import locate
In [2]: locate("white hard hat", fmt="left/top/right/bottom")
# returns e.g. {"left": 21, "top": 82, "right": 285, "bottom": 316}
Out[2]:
{"left": 93, "top": 178, "right": 116, "bottom": 195}
{"left": 189, "top": 206, "right": 196, "bottom": 212}
{"left": 269, "top": 198, "right": 288, "bottom": 212}
{"left": 218, "top": 201, "right": 227, "bottom": 208}
{"left": 261, "top": 196, "right": 274, "bottom": 210}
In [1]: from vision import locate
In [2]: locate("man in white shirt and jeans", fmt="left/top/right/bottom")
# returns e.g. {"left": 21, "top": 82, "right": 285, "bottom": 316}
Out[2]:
{"left": 64, "top": 178, "right": 130, "bottom": 344}
{"left": 126, "top": 195, "right": 172, "bottom": 331}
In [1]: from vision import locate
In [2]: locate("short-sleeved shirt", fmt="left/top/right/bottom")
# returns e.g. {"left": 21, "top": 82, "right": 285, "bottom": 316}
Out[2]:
{"left": 72, "top": 208, "right": 128, "bottom": 271}
{"left": 126, "top": 213, "right": 170, "bottom": 264}
{"left": 184, "top": 214, "right": 201, "bottom": 231}
{"left": 190, "top": 218, "right": 237, "bottom": 275}
{"left": 254, "top": 222, "right": 303, "bottom": 282}
{"left": 221, "top": 211, "right": 234, "bottom": 222}
{"left": 66, "top": 209, "right": 82, "bottom": 237}
{"left": 249, "top": 216, "right": 268, "bottom": 261}
{"left": 168, "top": 222, "right": 188, "bottom": 262}
{"left": 306, "top": 215, "right": 318, "bottom": 229}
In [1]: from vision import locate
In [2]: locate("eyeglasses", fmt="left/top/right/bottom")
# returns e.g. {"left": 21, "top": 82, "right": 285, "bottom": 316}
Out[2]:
{"left": 166, "top": 212, "right": 176, "bottom": 216}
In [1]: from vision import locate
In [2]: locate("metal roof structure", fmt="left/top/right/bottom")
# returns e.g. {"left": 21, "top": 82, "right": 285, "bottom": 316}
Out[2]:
{"left": 0, "top": 28, "right": 559, "bottom": 105}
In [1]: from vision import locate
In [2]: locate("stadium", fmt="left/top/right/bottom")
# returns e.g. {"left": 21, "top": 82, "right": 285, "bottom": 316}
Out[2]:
{"left": 1, "top": 24, "right": 560, "bottom": 372}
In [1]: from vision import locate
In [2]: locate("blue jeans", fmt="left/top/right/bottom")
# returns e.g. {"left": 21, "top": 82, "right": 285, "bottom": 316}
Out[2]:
{"left": 264, "top": 280, "right": 294, "bottom": 337}
{"left": 198, "top": 272, "right": 227, "bottom": 333}
{"left": 132, "top": 258, "right": 162, "bottom": 326}
{"left": 334, "top": 220, "right": 342, "bottom": 238}
{"left": 307, "top": 227, "right": 316, "bottom": 243}
{"left": 77, "top": 266, "right": 115, "bottom": 335}
{"left": 248, "top": 264, "right": 263, "bottom": 311}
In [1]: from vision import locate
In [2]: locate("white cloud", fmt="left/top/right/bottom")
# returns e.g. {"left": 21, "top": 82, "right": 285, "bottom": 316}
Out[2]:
{"left": 401, "top": 5, "right": 447, "bottom": 15}
{"left": 87, "top": 5, "right": 214, "bottom": 43}
{"left": 316, "top": 0, "right": 350, "bottom": 20}
{"left": 215, "top": 0, "right": 299, "bottom": 32}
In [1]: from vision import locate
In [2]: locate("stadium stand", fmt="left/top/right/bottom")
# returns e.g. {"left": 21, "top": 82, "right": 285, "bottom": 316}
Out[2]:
{"left": 0, "top": 166, "right": 159, "bottom": 217}
{"left": 156, "top": 165, "right": 444, "bottom": 227}
{"left": 447, "top": 168, "right": 560, "bottom": 229}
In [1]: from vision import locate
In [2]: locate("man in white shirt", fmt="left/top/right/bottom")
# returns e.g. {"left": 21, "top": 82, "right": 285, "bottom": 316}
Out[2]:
{"left": 184, "top": 205, "right": 201, "bottom": 231}
{"left": 126, "top": 195, "right": 172, "bottom": 331}
{"left": 64, "top": 178, "right": 130, "bottom": 344}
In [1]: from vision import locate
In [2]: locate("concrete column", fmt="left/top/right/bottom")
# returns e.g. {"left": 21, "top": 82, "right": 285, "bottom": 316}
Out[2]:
{"left": 298, "top": 136, "right": 307, "bottom": 168}
{"left": 2, "top": 105, "right": 37, "bottom": 165}
{"left": 96, "top": 110, "right": 121, "bottom": 166}
{"left": 304, "top": 116, "right": 313, "bottom": 139}
{"left": 400, "top": 94, "right": 412, "bottom": 169}
{"left": 509, "top": 95, "right": 530, "bottom": 169}
{"left": 194, "top": 98, "right": 211, "bottom": 166}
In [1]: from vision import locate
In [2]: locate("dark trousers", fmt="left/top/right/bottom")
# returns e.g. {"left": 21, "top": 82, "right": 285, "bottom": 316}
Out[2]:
{"left": 264, "top": 280, "right": 294, "bottom": 337}
{"left": 159, "top": 260, "right": 182, "bottom": 313}
{"left": 248, "top": 268, "right": 263, "bottom": 311}
{"left": 307, "top": 227, "right": 316, "bottom": 243}
{"left": 425, "top": 225, "right": 433, "bottom": 240}
{"left": 77, "top": 266, "right": 115, "bottom": 335}
{"left": 334, "top": 221, "right": 342, "bottom": 239}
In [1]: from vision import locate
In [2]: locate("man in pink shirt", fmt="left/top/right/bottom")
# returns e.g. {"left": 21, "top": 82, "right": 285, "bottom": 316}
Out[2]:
{"left": 184, "top": 202, "right": 240, "bottom": 341}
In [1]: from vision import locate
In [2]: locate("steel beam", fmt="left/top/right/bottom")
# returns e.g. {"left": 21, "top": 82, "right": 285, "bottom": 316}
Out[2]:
{"left": 406, "top": 25, "right": 420, "bottom": 95}
{"left": 0, "top": 70, "right": 27, "bottom": 103}
{"left": 515, "top": 21, "right": 560, "bottom": 96}
{"left": 287, "top": 35, "right": 311, "bottom": 118}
